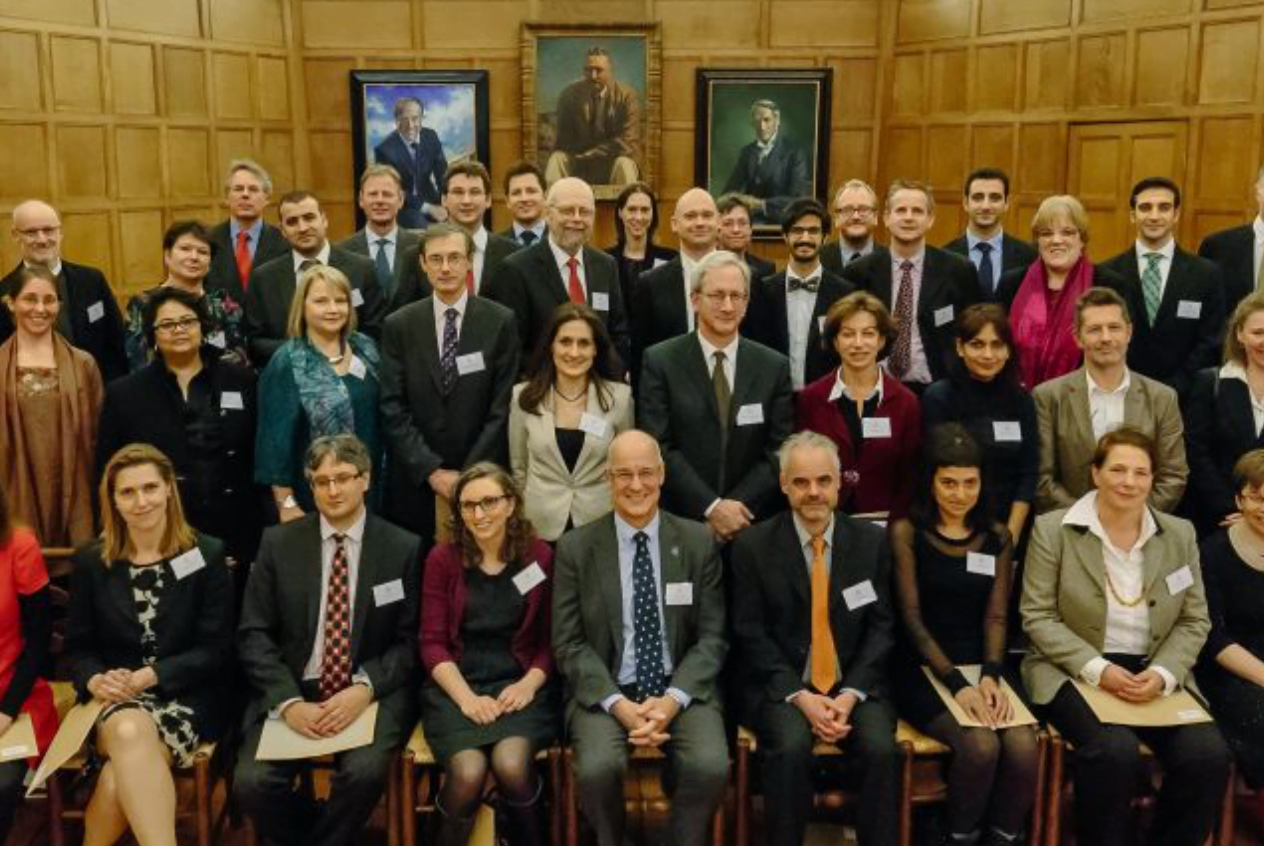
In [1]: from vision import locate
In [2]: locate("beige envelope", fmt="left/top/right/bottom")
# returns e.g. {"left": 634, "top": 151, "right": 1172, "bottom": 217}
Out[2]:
{"left": 256, "top": 701, "right": 378, "bottom": 761}
{"left": 26, "top": 699, "right": 105, "bottom": 796}
{"left": 922, "top": 665, "right": 1038, "bottom": 729}
{"left": 1071, "top": 680, "right": 1212, "bottom": 726}
{"left": 0, "top": 714, "right": 37, "bottom": 762}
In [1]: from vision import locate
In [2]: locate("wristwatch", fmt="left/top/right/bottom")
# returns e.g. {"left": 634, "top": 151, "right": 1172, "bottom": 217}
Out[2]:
{"left": 278, "top": 494, "right": 298, "bottom": 510}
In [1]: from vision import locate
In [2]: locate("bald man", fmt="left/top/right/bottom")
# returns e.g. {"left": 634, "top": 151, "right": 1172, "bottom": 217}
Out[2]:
{"left": 1, "top": 200, "right": 128, "bottom": 381}
{"left": 483, "top": 177, "right": 629, "bottom": 372}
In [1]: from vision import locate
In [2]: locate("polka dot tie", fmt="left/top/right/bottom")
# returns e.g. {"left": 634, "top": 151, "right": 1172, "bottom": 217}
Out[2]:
{"left": 319, "top": 534, "right": 352, "bottom": 700}
{"left": 632, "top": 531, "right": 666, "bottom": 700}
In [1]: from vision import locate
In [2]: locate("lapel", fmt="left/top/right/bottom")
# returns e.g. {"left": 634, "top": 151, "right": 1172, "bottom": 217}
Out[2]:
{"left": 1155, "top": 249, "right": 1195, "bottom": 326}
{"left": 350, "top": 517, "right": 379, "bottom": 655}
{"left": 457, "top": 297, "right": 488, "bottom": 357}
{"left": 1122, "top": 375, "right": 1146, "bottom": 428}
{"left": 571, "top": 381, "right": 602, "bottom": 474}
{"left": 534, "top": 244, "right": 570, "bottom": 304}
{"left": 298, "top": 519, "right": 327, "bottom": 643}
{"left": 593, "top": 517, "right": 625, "bottom": 666}
{"left": 658, "top": 515, "right": 685, "bottom": 660}
{"left": 417, "top": 298, "right": 443, "bottom": 391}
{"left": 827, "top": 515, "right": 851, "bottom": 616}
{"left": 730, "top": 338, "right": 760, "bottom": 411}
{"left": 1140, "top": 515, "right": 1169, "bottom": 596}
{"left": 777, "top": 513, "right": 810, "bottom": 610}
{"left": 1065, "top": 372, "right": 1096, "bottom": 457}
{"left": 1066, "top": 525, "right": 1107, "bottom": 597}
{"left": 666, "top": 260, "right": 689, "bottom": 333}
{"left": 347, "top": 231, "right": 370, "bottom": 257}
{"left": 916, "top": 251, "right": 943, "bottom": 318}
{"left": 769, "top": 275, "right": 791, "bottom": 350}
{"left": 582, "top": 246, "right": 608, "bottom": 298}
{"left": 684, "top": 335, "right": 723, "bottom": 423}
{"left": 872, "top": 255, "right": 894, "bottom": 309}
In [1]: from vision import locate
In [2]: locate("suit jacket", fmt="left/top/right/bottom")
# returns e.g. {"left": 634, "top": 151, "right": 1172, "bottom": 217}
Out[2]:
{"left": 483, "top": 240, "right": 630, "bottom": 372}
{"left": 237, "top": 513, "right": 422, "bottom": 728}
{"left": 994, "top": 262, "right": 1127, "bottom": 312}
{"left": 1198, "top": 223, "right": 1256, "bottom": 313}
{"left": 243, "top": 246, "right": 387, "bottom": 367}
{"left": 552, "top": 510, "right": 726, "bottom": 709}
{"left": 554, "top": 79, "right": 641, "bottom": 164}
{"left": 0, "top": 260, "right": 128, "bottom": 382}
{"left": 336, "top": 227, "right": 429, "bottom": 313}
{"left": 638, "top": 333, "right": 794, "bottom": 520}
{"left": 205, "top": 219, "right": 289, "bottom": 304}
{"left": 1183, "top": 367, "right": 1264, "bottom": 529}
{"left": 1033, "top": 367, "right": 1187, "bottom": 513}
{"left": 744, "top": 270, "right": 855, "bottom": 387}
{"left": 942, "top": 233, "right": 1038, "bottom": 298}
{"left": 379, "top": 295, "right": 519, "bottom": 537}
{"left": 722, "top": 139, "right": 812, "bottom": 222}
{"left": 629, "top": 257, "right": 691, "bottom": 384}
{"left": 1020, "top": 504, "right": 1209, "bottom": 704}
{"left": 1099, "top": 246, "right": 1226, "bottom": 397}
{"left": 745, "top": 252, "right": 776, "bottom": 283}
{"left": 481, "top": 232, "right": 520, "bottom": 295}
{"left": 373, "top": 129, "right": 446, "bottom": 229}
{"left": 820, "top": 242, "right": 889, "bottom": 277}
{"left": 508, "top": 380, "right": 634, "bottom": 541}
{"left": 840, "top": 247, "right": 981, "bottom": 382}
{"left": 731, "top": 511, "right": 895, "bottom": 706}
{"left": 66, "top": 535, "right": 234, "bottom": 738}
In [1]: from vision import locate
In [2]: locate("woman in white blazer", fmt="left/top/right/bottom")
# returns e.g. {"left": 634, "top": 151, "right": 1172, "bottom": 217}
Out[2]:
{"left": 509, "top": 303, "right": 633, "bottom": 541}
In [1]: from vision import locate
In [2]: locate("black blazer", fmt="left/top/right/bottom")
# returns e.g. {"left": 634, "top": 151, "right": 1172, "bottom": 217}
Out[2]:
{"left": 379, "top": 295, "right": 519, "bottom": 538}
{"left": 1184, "top": 368, "right": 1264, "bottom": 531}
{"left": 840, "top": 246, "right": 982, "bottom": 382}
{"left": 336, "top": 228, "right": 429, "bottom": 314}
{"left": 745, "top": 252, "right": 776, "bottom": 283}
{"left": 744, "top": 270, "right": 855, "bottom": 387}
{"left": 205, "top": 219, "right": 289, "bottom": 304}
{"left": 483, "top": 240, "right": 629, "bottom": 371}
{"left": 722, "top": 139, "right": 812, "bottom": 222}
{"left": 638, "top": 333, "right": 794, "bottom": 520}
{"left": 820, "top": 242, "right": 889, "bottom": 276}
{"left": 629, "top": 257, "right": 691, "bottom": 384}
{"left": 237, "top": 513, "right": 422, "bottom": 729}
{"left": 0, "top": 260, "right": 128, "bottom": 382}
{"left": 66, "top": 534, "right": 234, "bottom": 739}
{"left": 1198, "top": 223, "right": 1256, "bottom": 313}
{"left": 374, "top": 129, "right": 446, "bottom": 229}
{"left": 243, "top": 245, "right": 387, "bottom": 367}
{"left": 730, "top": 511, "right": 895, "bottom": 706}
{"left": 942, "top": 233, "right": 1038, "bottom": 298}
{"left": 481, "top": 232, "right": 520, "bottom": 295}
{"left": 1100, "top": 246, "right": 1226, "bottom": 397}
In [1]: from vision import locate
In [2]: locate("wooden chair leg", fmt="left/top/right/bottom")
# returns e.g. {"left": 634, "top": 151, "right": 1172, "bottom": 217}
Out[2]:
{"left": 1046, "top": 739, "right": 1064, "bottom": 846}
{"left": 46, "top": 774, "right": 65, "bottom": 846}
{"left": 735, "top": 738, "right": 749, "bottom": 846}
{"left": 897, "top": 741, "right": 913, "bottom": 846}
{"left": 549, "top": 748, "right": 563, "bottom": 846}
{"left": 1217, "top": 764, "right": 1236, "bottom": 846}
{"left": 194, "top": 756, "right": 212, "bottom": 846}
{"left": 1029, "top": 732, "right": 1047, "bottom": 846}
{"left": 401, "top": 754, "right": 417, "bottom": 846}
{"left": 386, "top": 756, "right": 400, "bottom": 846}
{"left": 564, "top": 747, "right": 579, "bottom": 846}
{"left": 711, "top": 800, "right": 725, "bottom": 846}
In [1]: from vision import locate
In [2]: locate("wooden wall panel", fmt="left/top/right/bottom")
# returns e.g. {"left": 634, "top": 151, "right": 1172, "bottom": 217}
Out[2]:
{"left": 970, "top": 125, "right": 1014, "bottom": 173}
{"left": 56, "top": 125, "right": 108, "bottom": 198}
{"left": 1134, "top": 28, "right": 1188, "bottom": 106}
{"left": 60, "top": 212, "right": 113, "bottom": 275}
{"left": 659, "top": 2, "right": 763, "bottom": 49}
{"left": 163, "top": 47, "right": 207, "bottom": 117}
{"left": 898, "top": 0, "right": 970, "bottom": 43}
{"left": 0, "top": 124, "right": 48, "bottom": 200}
{"left": 421, "top": 1, "right": 524, "bottom": 48}
{"left": 980, "top": 0, "right": 1069, "bottom": 34}
{"left": 0, "top": 30, "right": 42, "bottom": 111}
{"left": 110, "top": 42, "right": 157, "bottom": 115}
{"left": 169, "top": 128, "right": 211, "bottom": 197}
{"left": 213, "top": 52, "right": 254, "bottom": 120}
{"left": 1196, "top": 117, "right": 1256, "bottom": 201}
{"left": 106, "top": 0, "right": 201, "bottom": 38}
{"left": 216, "top": 128, "right": 254, "bottom": 176}
{"left": 929, "top": 49, "right": 968, "bottom": 113}
{"left": 973, "top": 45, "right": 1019, "bottom": 111}
{"left": 117, "top": 208, "right": 164, "bottom": 290}
{"left": 834, "top": 129, "right": 873, "bottom": 183}
{"left": 1075, "top": 33, "right": 1128, "bottom": 108}
{"left": 1199, "top": 19, "right": 1259, "bottom": 104}
{"left": 1017, "top": 124, "right": 1062, "bottom": 192}
{"left": 210, "top": 0, "right": 286, "bottom": 47}
{"left": 260, "top": 131, "right": 296, "bottom": 193}
{"left": 115, "top": 126, "right": 162, "bottom": 198}
{"left": 1024, "top": 40, "right": 1070, "bottom": 110}
{"left": 303, "top": 58, "right": 354, "bottom": 125}
{"left": 51, "top": 36, "right": 102, "bottom": 112}
{"left": 770, "top": 0, "right": 879, "bottom": 48}
{"left": 926, "top": 125, "right": 967, "bottom": 190}
{"left": 0, "top": 0, "right": 94, "bottom": 26}
{"left": 257, "top": 56, "right": 290, "bottom": 119}
{"left": 837, "top": 58, "right": 878, "bottom": 120}
{"left": 302, "top": 2, "right": 412, "bottom": 49}
{"left": 891, "top": 53, "right": 926, "bottom": 117}
{"left": 1082, "top": 0, "right": 1190, "bottom": 22}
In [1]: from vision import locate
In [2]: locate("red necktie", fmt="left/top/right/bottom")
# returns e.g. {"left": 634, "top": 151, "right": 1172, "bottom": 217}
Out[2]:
{"left": 235, "top": 230, "right": 252, "bottom": 290}
{"left": 566, "top": 257, "right": 584, "bottom": 304}
{"left": 466, "top": 268, "right": 476, "bottom": 296}
{"left": 318, "top": 535, "right": 352, "bottom": 700}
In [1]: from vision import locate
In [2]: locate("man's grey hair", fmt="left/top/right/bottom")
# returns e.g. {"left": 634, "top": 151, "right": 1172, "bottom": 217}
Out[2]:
{"left": 224, "top": 158, "right": 272, "bottom": 195}
{"left": 304, "top": 434, "right": 371, "bottom": 479}
{"left": 777, "top": 430, "right": 842, "bottom": 473}
{"left": 690, "top": 250, "right": 751, "bottom": 294}
{"left": 750, "top": 99, "right": 780, "bottom": 117}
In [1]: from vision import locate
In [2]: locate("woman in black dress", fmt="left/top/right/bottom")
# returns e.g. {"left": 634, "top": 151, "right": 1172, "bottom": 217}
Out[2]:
{"left": 420, "top": 463, "right": 557, "bottom": 846}
{"left": 890, "top": 424, "right": 1039, "bottom": 846}
{"left": 604, "top": 181, "right": 676, "bottom": 308}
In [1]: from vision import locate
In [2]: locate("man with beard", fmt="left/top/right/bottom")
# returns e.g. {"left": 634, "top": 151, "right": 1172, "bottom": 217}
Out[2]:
{"left": 821, "top": 179, "right": 887, "bottom": 275}
{"left": 373, "top": 96, "right": 447, "bottom": 228}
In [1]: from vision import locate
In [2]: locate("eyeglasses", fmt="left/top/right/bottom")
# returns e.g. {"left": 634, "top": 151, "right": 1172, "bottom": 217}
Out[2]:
{"left": 1239, "top": 491, "right": 1264, "bottom": 508}
{"left": 551, "top": 204, "right": 595, "bottom": 220}
{"left": 458, "top": 494, "right": 511, "bottom": 515}
{"left": 310, "top": 472, "right": 362, "bottom": 491}
{"left": 153, "top": 316, "right": 201, "bottom": 334}
{"left": 15, "top": 226, "right": 60, "bottom": 239}
{"left": 788, "top": 226, "right": 823, "bottom": 237}
{"left": 700, "top": 291, "right": 749, "bottom": 306}
{"left": 834, "top": 206, "right": 875, "bottom": 218}
{"left": 610, "top": 468, "right": 659, "bottom": 485}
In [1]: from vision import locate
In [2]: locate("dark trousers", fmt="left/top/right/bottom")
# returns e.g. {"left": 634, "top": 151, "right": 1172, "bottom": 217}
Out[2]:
{"left": 752, "top": 696, "right": 900, "bottom": 846}
{"left": 0, "top": 759, "right": 25, "bottom": 843}
{"left": 1046, "top": 681, "right": 1232, "bottom": 846}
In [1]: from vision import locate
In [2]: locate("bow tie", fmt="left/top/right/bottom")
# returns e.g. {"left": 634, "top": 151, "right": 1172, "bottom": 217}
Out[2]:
{"left": 787, "top": 276, "right": 820, "bottom": 293}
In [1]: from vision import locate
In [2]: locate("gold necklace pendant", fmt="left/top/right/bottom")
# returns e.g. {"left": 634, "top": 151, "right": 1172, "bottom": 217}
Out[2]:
{"left": 1104, "top": 568, "right": 1144, "bottom": 607}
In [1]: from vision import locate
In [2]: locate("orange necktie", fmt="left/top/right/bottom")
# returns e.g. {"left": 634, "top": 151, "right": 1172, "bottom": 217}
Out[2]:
{"left": 810, "top": 535, "right": 837, "bottom": 693}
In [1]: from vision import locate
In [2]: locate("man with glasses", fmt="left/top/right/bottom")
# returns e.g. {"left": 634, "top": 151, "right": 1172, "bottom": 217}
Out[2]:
{"left": 716, "top": 193, "right": 775, "bottom": 282}
{"left": 1, "top": 198, "right": 128, "bottom": 381}
{"left": 235, "top": 433, "right": 422, "bottom": 846}
{"left": 206, "top": 159, "right": 289, "bottom": 303}
{"left": 821, "top": 179, "right": 888, "bottom": 276}
{"left": 380, "top": 223, "right": 519, "bottom": 544}
{"left": 639, "top": 251, "right": 794, "bottom": 541}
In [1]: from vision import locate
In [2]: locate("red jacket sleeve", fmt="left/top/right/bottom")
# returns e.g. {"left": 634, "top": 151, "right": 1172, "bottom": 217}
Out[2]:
{"left": 419, "top": 543, "right": 461, "bottom": 674}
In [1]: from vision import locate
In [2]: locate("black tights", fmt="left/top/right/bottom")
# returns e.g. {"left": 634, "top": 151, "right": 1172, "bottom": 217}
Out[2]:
{"left": 922, "top": 713, "right": 1040, "bottom": 837}
{"left": 438, "top": 736, "right": 538, "bottom": 820}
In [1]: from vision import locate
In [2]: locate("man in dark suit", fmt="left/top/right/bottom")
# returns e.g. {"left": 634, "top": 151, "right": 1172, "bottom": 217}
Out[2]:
{"left": 942, "top": 167, "right": 1037, "bottom": 299}
{"left": 373, "top": 96, "right": 447, "bottom": 229}
{"left": 440, "top": 161, "right": 518, "bottom": 295}
{"left": 746, "top": 198, "right": 855, "bottom": 390}
{"left": 380, "top": 223, "right": 519, "bottom": 544}
{"left": 498, "top": 160, "right": 548, "bottom": 248}
{"left": 553, "top": 429, "right": 729, "bottom": 846}
{"left": 336, "top": 163, "right": 429, "bottom": 312}
{"left": 1198, "top": 165, "right": 1264, "bottom": 313}
{"left": 234, "top": 433, "right": 422, "bottom": 846}
{"left": 205, "top": 158, "right": 289, "bottom": 304}
{"left": 243, "top": 190, "right": 387, "bottom": 367}
{"left": 1101, "top": 177, "right": 1225, "bottom": 398}
{"left": 483, "top": 177, "right": 630, "bottom": 370}
{"left": 1, "top": 199, "right": 128, "bottom": 381}
{"left": 820, "top": 179, "right": 888, "bottom": 276}
{"left": 840, "top": 179, "right": 981, "bottom": 390}
{"left": 639, "top": 251, "right": 794, "bottom": 540}
{"left": 722, "top": 98, "right": 812, "bottom": 224}
{"left": 731, "top": 431, "right": 900, "bottom": 846}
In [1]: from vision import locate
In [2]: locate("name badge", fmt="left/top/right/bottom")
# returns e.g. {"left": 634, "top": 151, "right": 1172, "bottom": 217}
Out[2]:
{"left": 862, "top": 417, "right": 892, "bottom": 439}
{"left": 591, "top": 291, "right": 610, "bottom": 312}
{"left": 348, "top": 355, "right": 367, "bottom": 380}
{"left": 665, "top": 582, "right": 693, "bottom": 606}
{"left": 652, "top": 258, "right": 668, "bottom": 269}
{"left": 220, "top": 391, "right": 244, "bottom": 411}
{"left": 456, "top": 351, "right": 485, "bottom": 375}
{"left": 0, "top": 744, "right": 32, "bottom": 761}
{"left": 966, "top": 552, "right": 997, "bottom": 577}
{"left": 513, "top": 562, "right": 547, "bottom": 595}
{"left": 1166, "top": 565, "right": 1194, "bottom": 596}
{"left": 579, "top": 412, "right": 608, "bottom": 438}
{"left": 993, "top": 421, "right": 1022, "bottom": 442}
{"left": 1177, "top": 300, "right": 1201, "bottom": 320}
{"left": 351, "top": 288, "right": 365, "bottom": 307}
{"left": 736, "top": 403, "right": 764, "bottom": 426}
{"left": 170, "top": 547, "right": 207, "bottom": 580}
{"left": 207, "top": 330, "right": 227, "bottom": 349}
{"left": 87, "top": 301, "right": 105, "bottom": 323}
{"left": 933, "top": 305, "right": 954, "bottom": 327}
{"left": 373, "top": 579, "right": 404, "bottom": 607}
{"left": 842, "top": 580, "right": 878, "bottom": 611}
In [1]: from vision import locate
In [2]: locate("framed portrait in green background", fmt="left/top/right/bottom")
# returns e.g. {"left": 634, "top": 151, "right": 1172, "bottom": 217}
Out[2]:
{"left": 696, "top": 68, "right": 832, "bottom": 237}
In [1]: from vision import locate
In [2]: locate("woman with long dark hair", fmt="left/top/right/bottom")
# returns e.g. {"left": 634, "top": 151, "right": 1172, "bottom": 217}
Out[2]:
{"left": 605, "top": 181, "right": 676, "bottom": 308}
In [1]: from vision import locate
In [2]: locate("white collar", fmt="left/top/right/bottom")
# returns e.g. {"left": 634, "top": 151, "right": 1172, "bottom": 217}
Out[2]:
{"left": 828, "top": 368, "right": 883, "bottom": 403}
{"left": 614, "top": 511, "right": 660, "bottom": 544}
{"left": 1085, "top": 367, "right": 1131, "bottom": 397}
{"left": 434, "top": 289, "right": 469, "bottom": 316}
{"left": 366, "top": 226, "right": 398, "bottom": 246}
{"left": 792, "top": 513, "right": 834, "bottom": 549}
{"left": 471, "top": 226, "right": 488, "bottom": 250}
{"left": 1062, "top": 491, "right": 1158, "bottom": 550}
{"left": 697, "top": 330, "right": 739, "bottom": 363}
{"left": 320, "top": 507, "right": 367, "bottom": 542}
{"left": 548, "top": 234, "right": 583, "bottom": 270}
{"left": 786, "top": 263, "right": 823, "bottom": 284}
{"left": 1134, "top": 239, "right": 1175, "bottom": 261}
{"left": 291, "top": 242, "right": 331, "bottom": 271}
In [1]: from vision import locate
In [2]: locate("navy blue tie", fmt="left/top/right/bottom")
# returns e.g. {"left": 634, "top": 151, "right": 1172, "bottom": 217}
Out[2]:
{"left": 975, "top": 241, "right": 995, "bottom": 294}
{"left": 440, "top": 307, "right": 459, "bottom": 394}
{"left": 632, "top": 531, "right": 666, "bottom": 700}
{"left": 373, "top": 238, "right": 394, "bottom": 298}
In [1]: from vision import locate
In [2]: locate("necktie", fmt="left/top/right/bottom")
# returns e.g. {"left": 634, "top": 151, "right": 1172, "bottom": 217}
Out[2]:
{"left": 975, "top": 241, "right": 995, "bottom": 295}
{"left": 589, "top": 89, "right": 606, "bottom": 136}
{"left": 809, "top": 535, "right": 837, "bottom": 693}
{"left": 235, "top": 231, "right": 252, "bottom": 289}
{"left": 440, "top": 307, "right": 459, "bottom": 394}
{"left": 848, "top": 252, "right": 862, "bottom": 265}
{"left": 374, "top": 236, "right": 393, "bottom": 282}
{"left": 566, "top": 256, "right": 585, "bottom": 304}
{"left": 318, "top": 534, "right": 352, "bottom": 700}
{"left": 520, "top": 230, "right": 537, "bottom": 248}
{"left": 466, "top": 268, "right": 476, "bottom": 296}
{"left": 410, "top": 142, "right": 422, "bottom": 198}
{"left": 298, "top": 258, "right": 320, "bottom": 273}
{"left": 631, "top": 531, "right": 667, "bottom": 700}
{"left": 712, "top": 351, "right": 732, "bottom": 430}
{"left": 1142, "top": 252, "right": 1164, "bottom": 325}
{"left": 787, "top": 275, "right": 820, "bottom": 294}
{"left": 890, "top": 260, "right": 916, "bottom": 378}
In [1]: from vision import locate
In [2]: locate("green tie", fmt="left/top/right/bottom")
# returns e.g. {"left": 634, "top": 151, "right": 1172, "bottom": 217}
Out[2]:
{"left": 1141, "top": 252, "right": 1163, "bottom": 326}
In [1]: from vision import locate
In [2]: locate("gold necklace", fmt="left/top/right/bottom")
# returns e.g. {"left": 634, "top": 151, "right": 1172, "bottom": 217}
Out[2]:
{"left": 1103, "top": 568, "right": 1144, "bottom": 607}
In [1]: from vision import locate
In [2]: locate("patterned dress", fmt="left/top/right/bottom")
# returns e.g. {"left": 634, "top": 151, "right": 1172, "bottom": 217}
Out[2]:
{"left": 123, "top": 286, "right": 248, "bottom": 372}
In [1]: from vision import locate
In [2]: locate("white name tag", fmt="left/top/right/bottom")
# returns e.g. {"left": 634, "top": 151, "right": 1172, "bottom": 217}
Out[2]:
{"left": 652, "top": 258, "right": 668, "bottom": 269}
{"left": 351, "top": 288, "right": 365, "bottom": 307}
{"left": 933, "top": 305, "right": 954, "bottom": 327}
{"left": 220, "top": 391, "right": 244, "bottom": 411}
{"left": 513, "top": 562, "right": 547, "bottom": 595}
{"left": 207, "top": 330, "right": 227, "bottom": 349}
{"left": 665, "top": 582, "right": 693, "bottom": 606}
{"left": 0, "top": 745, "right": 30, "bottom": 761}
{"left": 1166, "top": 565, "right": 1194, "bottom": 596}
{"left": 591, "top": 291, "right": 610, "bottom": 312}
{"left": 578, "top": 412, "right": 608, "bottom": 438}
{"left": 1176, "top": 300, "right": 1201, "bottom": 320}
{"left": 843, "top": 580, "right": 878, "bottom": 611}
{"left": 348, "top": 355, "right": 367, "bottom": 380}
{"left": 1177, "top": 709, "right": 1204, "bottom": 721}
{"left": 993, "top": 421, "right": 1022, "bottom": 442}
{"left": 736, "top": 403, "right": 764, "bottom": 426}
{"left": 373, "top": 579, "right": 404, "bottom": 607}
{"left": 170, "top": 547, "right": 207, "bottom": 580}
{"left": 862, "top": 417, "right": 892, "bottom": 439}
{"left": 87, "top": 301, "right": 104, "bottom": 323}
{"left": 966, "top": 552, "right": 997, "bottom": 577}
{"left": 456, "top": 351, "right": 485, "bottom": 375}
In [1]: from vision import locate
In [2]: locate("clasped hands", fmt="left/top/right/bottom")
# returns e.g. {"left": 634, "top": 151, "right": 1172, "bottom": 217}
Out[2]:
{"left": 1100, "top": 665, "right": 1165, "bottom": 703}
{"left": 953, "top": 676, "right": 1013, "bottom": 728}
{"left": 458, "top": 677, "right": 541, "bottom": 726}
{"left": 612, "top": 695, "right": 681, "bottom": 748}
{"left": 794, "top": 690, "right": 859, "bottom": 743}
{"left": 283, "top": 683, "right": 373, "bottom": 739}
{"left": 87, "top": 667, "right": 158, "bottom": 704}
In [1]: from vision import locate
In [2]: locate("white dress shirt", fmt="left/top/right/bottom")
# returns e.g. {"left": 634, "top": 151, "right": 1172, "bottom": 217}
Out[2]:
{"left": 302, "top": 509, "right": 367, "bottom": 680}
{"left": 367, "top": 225, "right": 399, "bottom": 272}
{"left": 548, "top": 234, "right": 586, "bottom": 301}
{"left": 291, "top": 241, "right": 332, "bottom": 276}
{"left": 1134, "top": 237, "right": 1175, "bottom": 300}
{"left": 1086, "top": 368, "right": 1131, "bottom": 442}
{"left": 697, "top": 331, "right": 738, "bottom": 393}
{"left": 827, "top": 367, "right": 884, "bottom": 404}
{"left": 1219, "top": 361, "right": 1264, "bottom": 436}
{"left": 471, "top": 226, "right": 489, "bottom": 292}
{"left": 785, "top": 265, "right": 822, "bottom": 390}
